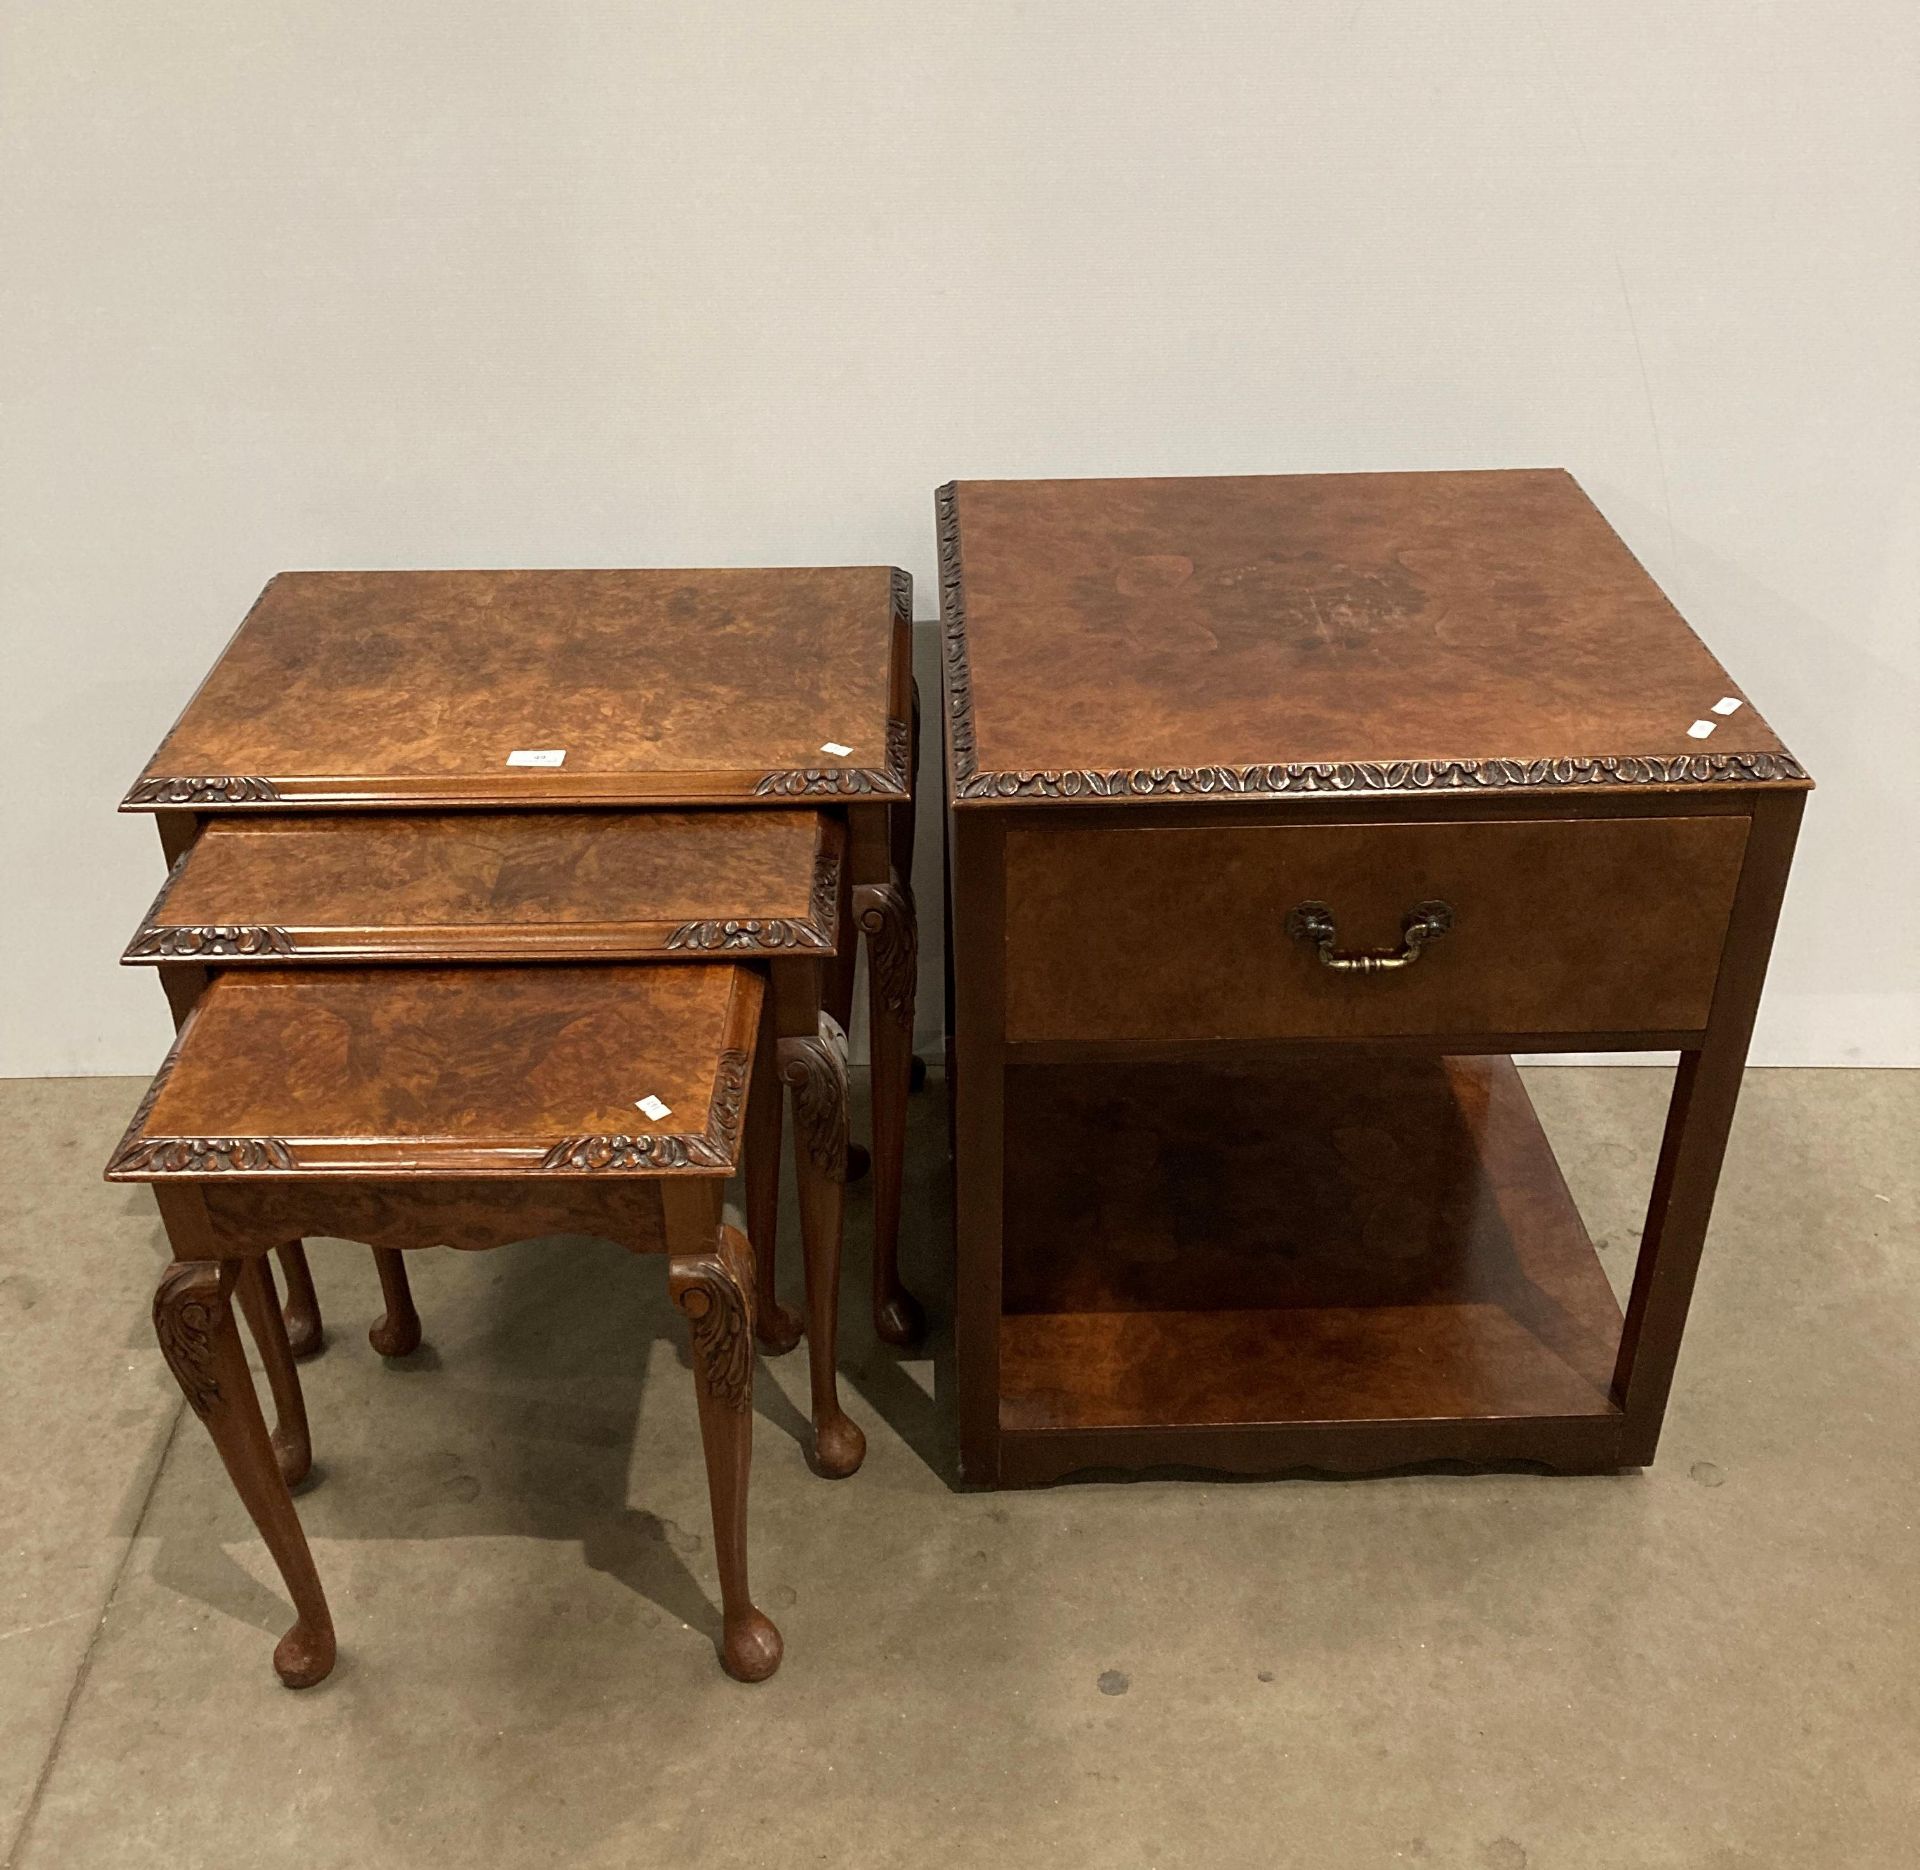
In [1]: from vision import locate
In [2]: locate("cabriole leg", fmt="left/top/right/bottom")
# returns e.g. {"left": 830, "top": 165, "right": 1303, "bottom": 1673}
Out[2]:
{"left": 825, "top": 830, "right": 870, "bottom": 1182}
{"left": 779, "top": 1015, "right": 866, "bottom": 1478}
{"left": 854, "top": 877, "right": 926, "bottom": 1347}
{"left": 154, "top": 1259, "right": 336, "bottom": 1688}
{"left": 276, "top": 1240, "right": 323, "bottom": 1359}
{"left": 669, "top": 1225, "right": 782, "bottom": 1682}
{"left": 368, "top": 1247, "right": 422, "bottom": 1357}
{"left": 746, "top": 998, "right": 802, "bottom": 1352}
{"left": 234, "top": 1255, "right": 312, "bottom": 1487}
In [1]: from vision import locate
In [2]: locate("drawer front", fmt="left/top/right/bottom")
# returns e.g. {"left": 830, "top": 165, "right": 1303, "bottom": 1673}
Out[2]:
{"left": 1003, "top": 814, "right": 1750, "bottom": 1043}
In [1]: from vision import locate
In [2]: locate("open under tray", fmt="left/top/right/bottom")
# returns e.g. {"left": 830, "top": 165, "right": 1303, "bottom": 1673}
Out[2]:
{"left": 998, "top": 1053, "right": 1624, "bottom": 1440}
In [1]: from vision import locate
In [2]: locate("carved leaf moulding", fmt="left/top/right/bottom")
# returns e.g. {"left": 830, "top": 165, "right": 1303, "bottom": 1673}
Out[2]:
{"left": 853, "top": 881, "right": 918, "bottom": 1025}
{"left": 665, "top": 838, "right": 840, "bottom": 951}
{"left": 935, "top": 480, "right": 1807, "bottom": 800}
{"left": 125, "top": 775, "right": 280, "bottom": 806}
{"left": 540, "top": 1047, "right": 750, "bottom": 1173}
{"left": 671, "top": 1230, "right": 756, "bottom": 1411}
{"left": 539, "top": 1133, "right": 731, "bottom": 1171}
{"left": 663, "top": 917, "right": 832, "bottom": 953}
{"left": 935, "top": 482, "right": 978, "bottom": 782}
{"left": 104, "top": 1051, "right": 186, "bottom": 1177}
{"left": 127, "top": 924, "right": 295, "bottom": 959}
{"left": 779, "top": 1013, "right": 851, "bottom": 1182}
{"left": 111, "top": 1135, "right": 296, "bottom": 1175}
{"left": 809, "top": 833, "right": 842, "bottom": 933}
{"left": 753, "top": 715, "right": 911, "bottom": 799}
{"left": 153, "top": 1262, "right": 227, "bottom": 1419}
{"left": 950, "top": 751, "right": 1810, "bottom": 800}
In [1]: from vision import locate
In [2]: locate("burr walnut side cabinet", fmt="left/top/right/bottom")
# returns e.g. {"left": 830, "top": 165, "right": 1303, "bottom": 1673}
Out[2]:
{"left": 937, "top": 469, "right": 1809, "bottom": 1488}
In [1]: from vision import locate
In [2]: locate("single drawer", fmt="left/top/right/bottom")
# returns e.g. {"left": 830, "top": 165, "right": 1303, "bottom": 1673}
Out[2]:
{"left": 1003, "top": 813, "right": 1750, "bottom": 1044}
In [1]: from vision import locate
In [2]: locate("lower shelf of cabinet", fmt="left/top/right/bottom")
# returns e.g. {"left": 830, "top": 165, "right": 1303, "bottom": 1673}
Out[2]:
{"left": 989, "top": 1050, "right": 1628, "bottom": 1482}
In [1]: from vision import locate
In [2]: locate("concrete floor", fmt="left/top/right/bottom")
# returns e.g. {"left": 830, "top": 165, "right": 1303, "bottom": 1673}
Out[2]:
{"left": 1, "top": 1067, "right": 1914, "bottom": 1869}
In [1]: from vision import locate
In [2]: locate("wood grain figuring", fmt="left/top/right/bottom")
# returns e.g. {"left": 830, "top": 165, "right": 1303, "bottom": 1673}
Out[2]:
{"left": 106, "top": 965, "right": 762, "bottom": 1178}
{"left": 126, "top": 812, "right": 840, "bottom": 962}
{"left": 1003, "top": 813, "right": 1748, "bottom": 1042}
{"left": 997, "top": 1054, "right": 1622, "bottom": 1434}
{"left": 1000, "top": 1308, "right": 1618, "bottom": 1431}
{"left": 939, "top": 472, "right": 1806, "bottom": 801}
{"left": 124, "top": 567, "right": 907, "bottom": 809}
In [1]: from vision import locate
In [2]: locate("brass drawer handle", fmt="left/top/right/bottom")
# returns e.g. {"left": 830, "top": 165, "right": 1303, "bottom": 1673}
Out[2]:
{"left": 1284, "top": 899, "right": 1455, "bottom": 973}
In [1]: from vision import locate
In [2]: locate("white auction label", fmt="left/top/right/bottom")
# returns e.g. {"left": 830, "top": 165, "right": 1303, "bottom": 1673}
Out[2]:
{"left": 1711, "top": 696, "right": 1744, "bottom": 716}
{"left": 819, "top": 741, "right": 854, "bottom": 758}
{"left": 634, "top": 1094, "right": 672, "bottom": 1121}
{"left": 506, "top": 748, "right": 566, "bottom": 767}
{"left": 1686, "top": 720, "right": 1717, "bottom": 740}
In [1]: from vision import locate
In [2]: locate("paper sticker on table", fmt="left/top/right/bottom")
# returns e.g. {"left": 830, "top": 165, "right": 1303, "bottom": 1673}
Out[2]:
{"left": 1686, "top": 720, "right": 1717, "bottom": 740}
{"left": 634, "top": 1094, "right": 672, "bottom": 1121}
{"left": 1712, "top": 697, "right": 1744, "bottom": 716}
{"left": 506, "top": 748, "right": 566, "bottom": 767}
{"left": 819, "top": 741, "right": 854, "bottom": 758}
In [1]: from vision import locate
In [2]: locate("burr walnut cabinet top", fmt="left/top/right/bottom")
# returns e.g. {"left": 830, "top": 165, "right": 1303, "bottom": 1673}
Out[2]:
{"left": 937, "top": 470, "right": 1807, "bottom": 804}
{"left": 124, "top": 566, "right": 909, "bottom": 810}
{"left": 124, "top": 810, "right": 840, "bottom": 964}
{"left": 106, "top": 964, "right": 761, "bottom": 1179}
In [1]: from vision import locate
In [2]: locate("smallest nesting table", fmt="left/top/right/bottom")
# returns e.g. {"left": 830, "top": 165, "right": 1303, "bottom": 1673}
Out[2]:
{"left": 109, "top": 962, "right": 797, "bottom": 1686}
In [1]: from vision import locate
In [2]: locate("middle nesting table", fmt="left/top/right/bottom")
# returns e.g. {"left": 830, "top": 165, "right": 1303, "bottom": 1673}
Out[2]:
{"left": 125, "top": 808, "right": 868, "bottom": 1473}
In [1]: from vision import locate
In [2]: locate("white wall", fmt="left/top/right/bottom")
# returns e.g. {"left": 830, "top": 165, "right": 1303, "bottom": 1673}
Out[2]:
{"left": 2, "top": 1, "right": 1915, "bottom": 1075}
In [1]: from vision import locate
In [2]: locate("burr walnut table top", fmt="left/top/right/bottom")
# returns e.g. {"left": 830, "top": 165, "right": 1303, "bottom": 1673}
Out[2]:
{"left": 124, "top": 810, "right": 840, "bottom": 964}
{"left": 937, "top": 469, "right": 1806, "bottom": 803}
{"left": 106, "top": 964, "right": 761, "bottom": 1179}
{"left": 124, "top": 566, "right": 909, "bottom": 810}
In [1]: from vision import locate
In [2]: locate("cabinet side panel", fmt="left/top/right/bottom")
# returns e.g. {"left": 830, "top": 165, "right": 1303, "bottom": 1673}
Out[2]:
{"left": 948, "top": 806, "right": 1008, "bottom": 1485}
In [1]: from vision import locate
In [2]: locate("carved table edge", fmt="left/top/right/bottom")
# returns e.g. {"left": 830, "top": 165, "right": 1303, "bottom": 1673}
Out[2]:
{"left": 665, "top": 829, "right": 841, "bottom": 953}
{"left": 752, "top": 716, "right": 911, "bottom": 800}
{"left": 106, "top": 1053, "right": 755, "bottom": 1180}
{"left": 539, "top": 1045, "right": 749, "bottom": 1173}
{"left": 944, "top": 749, "right": 1811, "bottom": 802}
{"left": 121, "top": 755, "right": 911, "bottom": 809}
